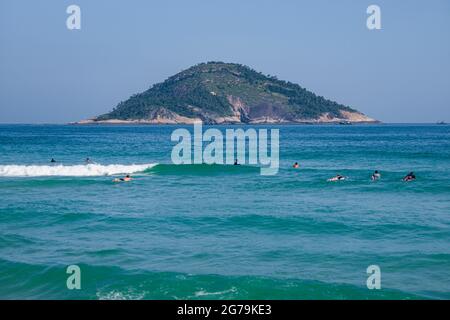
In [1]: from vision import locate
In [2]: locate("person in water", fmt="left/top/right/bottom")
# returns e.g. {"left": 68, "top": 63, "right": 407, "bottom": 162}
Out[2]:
{"left": 50, "top": 158, "right": 56, "bottom": 163}
{"left": 234, "top": 159, "right": 240, "bottom": 166}
{"left": 293, "top": 162, "right": 299, "bottom": 169}
{"left": 85, "top": 157, "right": 93, "bottom": 164}
{"left": 403, "top": 172, "right": 416, "bottom": 182}
{"left": 328, "top": 174, "right": 345, "bottom": 182}
{"left": 113, "top": 174, "right": 132, "bottom": 182}
{"left": 371, "top": 170, "right": 381, "bottom": 180}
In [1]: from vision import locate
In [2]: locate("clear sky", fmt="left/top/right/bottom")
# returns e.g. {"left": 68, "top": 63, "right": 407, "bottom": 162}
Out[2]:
{"left": 0, "top": 0, "right": 449, "bottom": 123}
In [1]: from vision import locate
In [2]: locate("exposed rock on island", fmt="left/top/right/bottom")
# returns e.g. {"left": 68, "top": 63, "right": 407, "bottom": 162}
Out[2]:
{"left": 77, "top": 62, "right": 377, "bottom": 125}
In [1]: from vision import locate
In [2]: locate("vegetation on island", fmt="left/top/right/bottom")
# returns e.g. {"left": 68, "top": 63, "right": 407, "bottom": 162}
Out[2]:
{"left": 96, "top": 62, "right": 366, "bottom": 123}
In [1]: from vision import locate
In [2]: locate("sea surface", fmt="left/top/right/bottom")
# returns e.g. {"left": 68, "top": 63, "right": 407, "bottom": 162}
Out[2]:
{"left": 0, "top": 124, "right": 449, "bottom": 300}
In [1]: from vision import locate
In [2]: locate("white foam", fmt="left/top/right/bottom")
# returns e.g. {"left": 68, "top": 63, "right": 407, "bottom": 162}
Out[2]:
{"left": 0, "top": 163, "right": 158, "bottom": 177}
{"left": 96, "top": 290, "right": 146, "bottom": 300}
{"left": 194, "top": 287, "right": 237, "bottom": 297}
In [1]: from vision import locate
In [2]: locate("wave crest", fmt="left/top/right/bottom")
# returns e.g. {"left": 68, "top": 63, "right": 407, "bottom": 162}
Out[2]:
{"left": 0, "top": 163, "right": 158, "bottom": 177}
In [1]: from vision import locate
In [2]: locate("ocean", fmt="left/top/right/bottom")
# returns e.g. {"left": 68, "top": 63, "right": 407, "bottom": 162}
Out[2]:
{"left": 0, "top": 124, "right": 449, "bottom": 299}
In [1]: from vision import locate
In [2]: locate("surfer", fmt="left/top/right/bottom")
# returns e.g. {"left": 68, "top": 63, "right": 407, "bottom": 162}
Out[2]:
{"left": 234, "top": 159, "right": 240, "bottom": 166}
{"left": 371, "top": 170, "right": 381, "bottom": 180}
{"left": 50, "top": 158, "right": 56, "bottom": 163}
{"left": 328, "top": 174, "right": 345, "bottom": 182}
{"left": 403, "top": 172, "right": 416, "bottom": 182}
{"left": 85, "top": 157, "right": 93, "bottom": 164}
{"left": 293, "top": 162, "right": 299, "bottom": 169}
{"left": 113, "top": 174, "right": 132, "bottom": 182}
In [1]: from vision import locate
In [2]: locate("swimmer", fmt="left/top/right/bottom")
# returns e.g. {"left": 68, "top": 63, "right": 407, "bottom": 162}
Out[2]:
{"left": 371, "top": 170, "right": 381, "bottom": 180}
{"left": 403, "top": 172, "right": 416, "bottom": 182}
{"left": 327, "top": 174, "right": 346, "bottom": 182}
{"left": 113, "top": 174, "right": 132, "bottom": 182}
{"left": 293, "top": 162, "right": 299, "bottom": 169}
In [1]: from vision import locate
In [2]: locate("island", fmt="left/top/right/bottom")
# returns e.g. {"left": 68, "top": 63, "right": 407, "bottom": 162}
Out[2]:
{"left": 75, "top": 62, "right": 377, "bottom": 125}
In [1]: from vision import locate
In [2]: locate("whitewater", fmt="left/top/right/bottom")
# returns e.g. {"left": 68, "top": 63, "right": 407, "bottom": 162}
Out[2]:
{"left": 0, "top": 163, "right": 158, "bottom": 177}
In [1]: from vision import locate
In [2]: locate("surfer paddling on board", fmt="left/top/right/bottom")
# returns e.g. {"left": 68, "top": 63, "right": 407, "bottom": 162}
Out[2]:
{"left": 403, "top": 172, "right": 416, "bottom": 182}
{"left": 327, "top": 174, "right": 346, "bottom": 182}
{"left": 113, "top": 174, "right": 133, "bottom": 183}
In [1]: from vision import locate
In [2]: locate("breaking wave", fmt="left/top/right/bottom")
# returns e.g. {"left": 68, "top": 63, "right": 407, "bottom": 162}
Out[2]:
{"left": 0, "top": 163, "right": 158, "bottom": 177}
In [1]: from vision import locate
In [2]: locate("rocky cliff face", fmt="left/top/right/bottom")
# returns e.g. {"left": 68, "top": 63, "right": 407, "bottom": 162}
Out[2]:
{"left": 80, "top": 62, "right": 376, "bottom": 124}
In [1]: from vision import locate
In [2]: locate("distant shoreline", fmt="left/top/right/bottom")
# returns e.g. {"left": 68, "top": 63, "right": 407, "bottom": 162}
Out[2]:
{"left": 1, "top": 122, "right": 449, "bottom": 126}
{"left": 69, "top": 119, "right": 381, "bottom": 126}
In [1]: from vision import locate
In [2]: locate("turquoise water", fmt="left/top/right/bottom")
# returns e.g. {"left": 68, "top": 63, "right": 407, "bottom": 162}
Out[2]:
{"left": 0, "top": 124, "right": 449, "bottom": 299}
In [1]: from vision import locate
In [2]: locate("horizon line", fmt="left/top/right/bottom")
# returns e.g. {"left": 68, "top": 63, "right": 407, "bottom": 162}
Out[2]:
{"left": 0, "top": 122, "right": 447, "bottom": 125}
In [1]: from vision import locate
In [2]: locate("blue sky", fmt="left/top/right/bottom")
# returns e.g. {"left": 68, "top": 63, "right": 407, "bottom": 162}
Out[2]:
{"left": 0, "top": 0, "right": 449, "bottom": 123}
